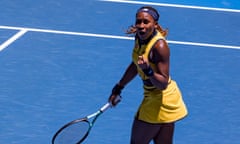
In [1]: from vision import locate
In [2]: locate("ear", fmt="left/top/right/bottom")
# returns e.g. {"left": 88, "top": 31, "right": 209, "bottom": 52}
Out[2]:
{"left": 154, "top": 22, "right": 158, "bottom": 28}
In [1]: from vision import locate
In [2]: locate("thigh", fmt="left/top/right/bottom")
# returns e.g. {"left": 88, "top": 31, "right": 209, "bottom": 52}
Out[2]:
{"left": 153, "top": 123, "right": 175, "bottom": 144}
{"left": 130, "top": 119, "right": 160, "bottom": 144}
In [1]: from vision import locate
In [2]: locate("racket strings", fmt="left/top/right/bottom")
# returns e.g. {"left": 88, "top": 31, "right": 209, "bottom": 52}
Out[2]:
{"left": 53, "top": 121, "right": 90, "bottom": 144}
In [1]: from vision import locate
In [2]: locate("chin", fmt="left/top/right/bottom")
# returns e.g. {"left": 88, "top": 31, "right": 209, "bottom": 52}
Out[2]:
{"left": 138, "top": 34, "right": 147, "bottom": 40}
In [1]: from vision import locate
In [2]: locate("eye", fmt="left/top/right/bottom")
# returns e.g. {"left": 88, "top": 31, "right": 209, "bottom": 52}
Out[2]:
{"left": 135, "top": 19, "right": 142, "bottom": 25}
{"left": 143, "top": 20, "right": 149, "bottom": 24}
{"left": 135, "top": 19, "right": 150, "bottom": 25}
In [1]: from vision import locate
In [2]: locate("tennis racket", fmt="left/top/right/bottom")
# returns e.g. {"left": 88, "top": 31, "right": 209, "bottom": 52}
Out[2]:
{"left": 52, "top": 95, "right": 121, "bottom": 144}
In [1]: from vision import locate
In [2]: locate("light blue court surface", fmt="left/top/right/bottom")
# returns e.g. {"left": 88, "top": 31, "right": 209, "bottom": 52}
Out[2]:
{"left": 0, "top": 0, "right": 240, "bottom": 144}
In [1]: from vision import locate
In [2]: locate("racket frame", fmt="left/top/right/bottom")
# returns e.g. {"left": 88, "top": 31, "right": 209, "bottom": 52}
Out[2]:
{"left": 52, "top": 102, "right": 113, "bottom": 144}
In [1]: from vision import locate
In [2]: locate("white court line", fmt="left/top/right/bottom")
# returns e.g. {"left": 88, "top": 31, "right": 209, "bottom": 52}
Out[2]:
{"left": 100, "top": 0, "right": 240, "bottom": 13}
{"left": 168, "top": 40, "right": 240, "bottom": 50}
{"left": 0, "top": 25, "right": 240, "bottom": 50}
{"left": 0, "top": 29, "right": 28, "bottom": 51}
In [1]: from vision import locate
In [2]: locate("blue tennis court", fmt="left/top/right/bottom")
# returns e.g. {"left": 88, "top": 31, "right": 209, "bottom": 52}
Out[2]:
{"left": 0, "top": 0, "right": 240, "bottom": 143}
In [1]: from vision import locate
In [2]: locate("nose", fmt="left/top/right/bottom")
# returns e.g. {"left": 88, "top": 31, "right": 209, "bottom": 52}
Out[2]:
{"left": 137, "top": 22, "right": 145, "bottom": 30}
{"left": 139, "top": 21, "right": 145, "bottom": 28}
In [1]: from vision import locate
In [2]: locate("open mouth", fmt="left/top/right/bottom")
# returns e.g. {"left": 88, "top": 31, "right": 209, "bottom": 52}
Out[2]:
{"left": 139, "top": 31, "right": 145, "bottom": 35}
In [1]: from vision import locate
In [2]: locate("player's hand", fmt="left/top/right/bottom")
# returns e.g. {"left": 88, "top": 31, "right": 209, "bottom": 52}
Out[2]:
{"left": 138, "top": 55, "right": 154, "bottom": 76}
{"left": 108, "top": 94, "right": 121, "bottom": 106}
{"left": 137, "top": 55, "right": 149, "bottom": 69}
{"left": 108, "top": 84, "right": 124, "bottom": 106}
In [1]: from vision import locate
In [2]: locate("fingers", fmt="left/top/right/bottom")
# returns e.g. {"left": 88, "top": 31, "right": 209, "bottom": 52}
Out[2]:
{"left": 138, "top": 55, "right": 145, "bottom": 64}
{"left": 108, "top": 94, "right": 119, "bottom": 106}
{"left": 138, "top": 55, "right": 149, "bottom": 69}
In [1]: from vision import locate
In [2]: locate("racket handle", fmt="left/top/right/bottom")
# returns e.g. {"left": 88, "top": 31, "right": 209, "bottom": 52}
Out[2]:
{"left": 101, "top": 102, "right": 114, "bottom": 112}
{"left": 101, "top": 95, "right": 121, "bottom": 112}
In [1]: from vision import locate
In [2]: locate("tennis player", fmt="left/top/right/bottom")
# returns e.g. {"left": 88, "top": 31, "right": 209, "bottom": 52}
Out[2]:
{"left": 108, "top": 6, "right": 188, "bottom": 144}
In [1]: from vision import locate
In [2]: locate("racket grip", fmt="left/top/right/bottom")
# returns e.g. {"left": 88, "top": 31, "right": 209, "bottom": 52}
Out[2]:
{"left": 100, "top": 102, "right": 112, "bottom": 112}
{"left": 101, "top": 95, "right": 122, "bottom": 112}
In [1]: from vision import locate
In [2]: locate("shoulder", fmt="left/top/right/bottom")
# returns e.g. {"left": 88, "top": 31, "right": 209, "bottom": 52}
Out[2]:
{"left": 153, "top": 39, "right": 169, "bottom": 58}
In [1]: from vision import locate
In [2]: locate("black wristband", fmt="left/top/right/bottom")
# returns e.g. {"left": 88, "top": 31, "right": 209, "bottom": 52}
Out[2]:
{"left": 112, "top": 84, "right": 124, "bottom": 95}
{"left": 142, "top": 67, "right": 154, "bottom": 77}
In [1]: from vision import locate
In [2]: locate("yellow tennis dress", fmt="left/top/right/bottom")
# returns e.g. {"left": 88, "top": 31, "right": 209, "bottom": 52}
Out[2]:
{"left": 132, "top": 31, "right": 188, "bottom": 123}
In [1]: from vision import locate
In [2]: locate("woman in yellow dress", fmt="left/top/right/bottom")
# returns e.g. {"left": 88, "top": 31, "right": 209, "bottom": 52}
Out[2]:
{"left": 109, "top": 6, "right": 188, "bottom": 144}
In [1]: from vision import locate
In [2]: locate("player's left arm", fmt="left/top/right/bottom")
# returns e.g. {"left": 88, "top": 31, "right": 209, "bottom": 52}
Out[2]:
{"left": 149, "top": 39, "right": 170, "bottom": 90}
